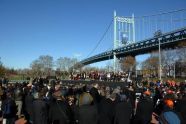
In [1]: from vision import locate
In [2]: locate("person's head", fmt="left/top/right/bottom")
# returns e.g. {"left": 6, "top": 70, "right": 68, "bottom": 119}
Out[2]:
{"left": 93, "top": 83, "right": 99, "bottom": 89}
{"left": 79, "top": 92, "right": 93, "bottom": 106}
{"left": 6, "top": 91, "right": 12, "bottom": 98}
{"left": 67, "top": 95, "right": 75, "bottom": 106}
{"left": 53, "top": 90, "right": 64, "bottom": 100}
{"left": 143, "top": 90, "right": 151, "bottom": 97}
{"left": 164, "top": 99, "right": 174, "bottom": 109}
{"left": 110, "top": 92, "right": 116, "bottom": 101}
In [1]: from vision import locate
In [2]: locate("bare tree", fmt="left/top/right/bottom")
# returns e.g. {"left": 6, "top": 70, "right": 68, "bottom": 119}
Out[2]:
{"left": 30, "top": 60, "right": 43, "bottom": 77}
{"left": 105, "top": 61, "right": 113, "bottom": 72}
{"left": 175, "top": 46, "right": 186, "bottom": 77}
{"left": 120, "top": 56, "right": 136, "bottom": 72}
{"left": 56, "top": 57, "right": 77, "bottom": 72}
{"left": 161, "top": 49, "right": 177, "bottom": 77}
{"left": 30, "top": 55, "right": 53, "bottom": 77}
{"left": 0, "top": 58, "right": 6, "bottom": 77}
{"left": 141, "top": 55, "right": 159, "bottom": 77}
{"left": 176, "top": 47, "right": 186, "bottom": 62}
{"left": 39, "top": 55, "right": 53, "bottom": 73}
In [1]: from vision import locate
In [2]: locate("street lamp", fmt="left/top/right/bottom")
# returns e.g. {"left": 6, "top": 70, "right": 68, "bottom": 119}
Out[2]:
{"left": 173, "top": 63, "right": 176, "bottom": 79}
{"left": 158, "top": 39, "right": 162, "bottom": 81}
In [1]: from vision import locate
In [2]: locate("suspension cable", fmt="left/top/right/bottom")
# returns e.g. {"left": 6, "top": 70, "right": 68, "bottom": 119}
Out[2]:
{"left": 86, "top": 19, "right": 113, "bottom": 58}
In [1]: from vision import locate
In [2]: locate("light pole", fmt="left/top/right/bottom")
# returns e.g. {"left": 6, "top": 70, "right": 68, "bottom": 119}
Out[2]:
{"left": 173, "top": 63, "right": 175, "bottom": 79}
{"left": 113, "top": 11, "right": 117, "bottom": 73}
{"left": 158, "top": 39, "right": 162, "bottom": 81}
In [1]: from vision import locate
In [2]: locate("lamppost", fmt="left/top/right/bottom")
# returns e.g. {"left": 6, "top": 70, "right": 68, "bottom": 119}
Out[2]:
{"left": 158, "top": 39, "right": 162, "bottom": 81}
{"left": 173, "top": 63, "right": 176, "bottom": 79}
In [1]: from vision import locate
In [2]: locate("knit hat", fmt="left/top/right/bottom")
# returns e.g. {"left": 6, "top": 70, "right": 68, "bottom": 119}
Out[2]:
{"left": 144, "top": 90, "right": 151, "bottom": 96}
{"left": 164, "top": 99, "right": 174, "bottom": 108}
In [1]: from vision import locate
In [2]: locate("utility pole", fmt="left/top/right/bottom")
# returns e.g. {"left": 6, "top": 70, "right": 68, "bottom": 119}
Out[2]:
{"left": 158, "top": 39, "right": 162, "bottom": 81}
{"left": 113, "top": 11, "right": 117, "bottom": 73}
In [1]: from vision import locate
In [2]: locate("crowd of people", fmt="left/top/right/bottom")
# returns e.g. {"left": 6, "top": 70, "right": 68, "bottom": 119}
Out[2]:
{"left": 0, "top": 77, "right": 185, "bottom": 124}
{"left": 70, "top": 71, "right": 130, "bottom": 82}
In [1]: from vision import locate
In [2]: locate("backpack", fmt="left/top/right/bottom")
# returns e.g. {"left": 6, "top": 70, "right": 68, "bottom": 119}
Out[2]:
{"left": 160, "top": 111, "right": 181, "bottom": 124}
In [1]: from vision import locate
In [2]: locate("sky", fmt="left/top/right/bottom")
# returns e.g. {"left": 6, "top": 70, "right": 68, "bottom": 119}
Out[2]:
{"left": 0, "top": 0, "right": 186, "bottom": 69}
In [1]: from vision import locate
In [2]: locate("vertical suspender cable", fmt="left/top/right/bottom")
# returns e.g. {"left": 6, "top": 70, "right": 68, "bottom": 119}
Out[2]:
{"left": 171, "top": 13, "right": 173, "bottom": 31}
{"left": 139, "top": 18, "right": 141, "bottom": 41}
{"left": 180, "top": 11, "right": 183, "bottom": 28}
{"left": 149, "top": 17, "right": 151, "bottom": 37}
{"left": 155, "top": 15, "right": 158, "bottom": 31}
{"left": 121, "top": 22, "right": 124, "bottom": 46}
{"left": 141, "top": 18, "right": 142, "bottom": 40}
{"left": 118, "top": 22, "right": 120, "bottom": 47}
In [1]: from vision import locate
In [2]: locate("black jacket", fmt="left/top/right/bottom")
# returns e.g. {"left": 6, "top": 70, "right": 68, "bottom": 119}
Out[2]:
{"left": 114, "top": 101, "right": 132, "bottom": 124}
{"left": 24, "top": 93, "right": 34, "bottom": 119}
{"left": 89, "top": 87, "right": 101, "bottom": 105}
{"left": 49, "top": 99, "right": 73, "bottom": 124}
{"left": 1, "top": 97, "right": 17, "bottom": 118}
{"left": 175, "top": 98, "right": 186, "bottom": 124}
{"left": 33, "top": 99, "right": 48, "bottom": 124}
{"left": 97, "top": 98, "right": 115, "bottom": 124}
{"left": 77, "top": 105, "right": 98, "bottom": 124}
{"left": 134, "top": 96, "right": 154, "bottom": 124}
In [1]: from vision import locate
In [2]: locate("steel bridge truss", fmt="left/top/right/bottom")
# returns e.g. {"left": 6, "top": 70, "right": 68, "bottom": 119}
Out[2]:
{"left": 80, "top": 27, "right": 186, "bottom": 65}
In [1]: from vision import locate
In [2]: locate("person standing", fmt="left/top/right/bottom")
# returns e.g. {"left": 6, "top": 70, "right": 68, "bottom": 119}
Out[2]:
{"left": 134, "top": 91, "right": 154, "bottom": 124}
{"left": 77, "top": 92, "right": 98, "bottom": 124}
{"left": 114, "top": 94, "right": 132, "bottom": 124}
{"left": 32, "top": 90, "right": 48, "bottom": 124}
{"left": 49, "top": 90, "right": 73, "bottom": 124}
{"left": 14, "top": 85, "right": 23, "bottom": 116}
{"left": 1, "top": 91, "right": 17, "bottom": 124}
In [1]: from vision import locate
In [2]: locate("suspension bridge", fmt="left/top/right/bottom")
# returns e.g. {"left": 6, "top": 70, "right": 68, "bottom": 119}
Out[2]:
{"left": 79, "top": 9, "right": 186, "bottom": 72}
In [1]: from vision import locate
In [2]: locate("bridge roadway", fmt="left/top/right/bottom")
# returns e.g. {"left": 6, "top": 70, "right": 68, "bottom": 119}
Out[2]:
{"left": 80, "top": 27, "right": 186, "bottom": 65}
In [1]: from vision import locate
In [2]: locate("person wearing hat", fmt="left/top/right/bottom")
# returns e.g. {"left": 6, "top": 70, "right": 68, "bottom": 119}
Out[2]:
{"left": 133, "top": 90, "right": 154, "bottom": 124}
{"left": 159, "top": 98, "right": 183, "bottom": 124}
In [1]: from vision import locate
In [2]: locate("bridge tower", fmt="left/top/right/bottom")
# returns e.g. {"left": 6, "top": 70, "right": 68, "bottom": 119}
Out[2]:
{"left": 113, "top": 11, "right": 135, "bottom": 72}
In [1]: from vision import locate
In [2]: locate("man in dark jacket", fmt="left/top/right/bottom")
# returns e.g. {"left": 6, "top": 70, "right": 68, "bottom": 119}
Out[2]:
{"left": 114, "top": 95, "right": 132, "bottom": 124}
{"left": 77, "top": 92, "right": 98, "bottom": 124}
{"left": 97, "top": 93, "right": 116, "bottom": 124}
{"left": 134, "top": 91, "right": 154, "bottom": 124}
{"left": 89, "top": 84, "right": 101, "bottom": 105}
{"left": 32, "top": 90, "right": 48, "bottom": 124}
{"left": 2, "top": 91, "right": 17, "bottom": 124}
{"left": 175, "top": 95, "right": 186, "bottom": 124}
{"left": 49, "top": 90, "right": 73, "bottom": 124}
{"left": 24, "top": 88, "right": 34, "bottom": 123}
{"left": 160, "top": 99, "right": 183, "bottom": 124}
